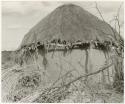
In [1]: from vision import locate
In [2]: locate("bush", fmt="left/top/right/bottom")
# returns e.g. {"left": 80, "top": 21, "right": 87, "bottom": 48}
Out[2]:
{"left": 18, "top": 72, "right": 41, "bottom": 88}
{"left": 113, "top": 80, "right": 124, "bottom": 93}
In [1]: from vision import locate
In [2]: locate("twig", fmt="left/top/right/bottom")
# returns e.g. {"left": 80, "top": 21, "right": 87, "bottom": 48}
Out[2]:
{"left": 45, "top": 63, "right": 113, "bottom": 90}
{"left": 63, "top": 63, "right": 113, "bottom": 87}
{"left": 95, "top": 2, "right": 104, "bottom": 21}
{"left": 116, "top": 2, "right": 123, "bottom": 21}
{"left": 95, "top": 2, "right": 118, "bottom": 41}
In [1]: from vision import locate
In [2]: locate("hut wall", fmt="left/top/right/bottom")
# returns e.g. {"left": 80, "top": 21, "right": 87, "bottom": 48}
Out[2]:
{"left": 25, "top": 49, "right": 114, "bottom": 85}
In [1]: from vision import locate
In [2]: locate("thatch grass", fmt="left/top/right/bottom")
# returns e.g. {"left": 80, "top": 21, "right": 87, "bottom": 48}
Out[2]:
{"left": 20, "top": 4, "right": 121, "bottom": 47}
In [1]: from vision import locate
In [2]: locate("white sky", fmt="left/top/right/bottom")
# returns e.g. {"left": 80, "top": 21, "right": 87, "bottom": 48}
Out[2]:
{"left": 2, "top": 1, "right": 124, "bottom": 51}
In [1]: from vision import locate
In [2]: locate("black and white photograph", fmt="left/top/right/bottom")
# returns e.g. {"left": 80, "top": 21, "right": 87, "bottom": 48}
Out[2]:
{"left": 1, "top": 0, "right": 124, "bottom": 103}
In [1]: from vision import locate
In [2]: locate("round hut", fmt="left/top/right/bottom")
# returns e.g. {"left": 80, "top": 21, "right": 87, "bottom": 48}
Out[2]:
{"left": 19, "top": 4, "right": 122, "bottom": 83}
{"left": 3, "top": 4, "right": 123, "bottom": 103}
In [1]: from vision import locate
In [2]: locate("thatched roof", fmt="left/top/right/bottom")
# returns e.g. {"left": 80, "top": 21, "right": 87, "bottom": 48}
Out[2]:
{"left": 20, "top": 4, "right": 120, "bottom": 47}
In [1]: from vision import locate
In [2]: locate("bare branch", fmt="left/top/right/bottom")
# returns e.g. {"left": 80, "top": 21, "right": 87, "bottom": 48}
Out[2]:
{"left": 116, "top": 2, "right": 123, "bottom": 20}
{"left": 95, "top": 2, "right": 105, "bottom": 21}
{"left": 115, "top": 16, "right": 121, "bottom": 35}
{"left": 115, "top": 3, "right": 123, "bottom": 37}
{"left": 94, "top": 2, "right": 119, "bottom": 42}
{"left": 64, "top": 63, "right": 113, "bottom": 86}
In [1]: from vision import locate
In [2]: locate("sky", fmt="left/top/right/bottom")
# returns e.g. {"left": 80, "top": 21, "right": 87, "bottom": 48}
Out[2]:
{"left": 2, "top": 1, "right": 124, "bottom": 51}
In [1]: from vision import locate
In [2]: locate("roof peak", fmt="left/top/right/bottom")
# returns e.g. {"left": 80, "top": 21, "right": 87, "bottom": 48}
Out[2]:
{"left": 59, "top": 3, "right": 82, "bottom": 9}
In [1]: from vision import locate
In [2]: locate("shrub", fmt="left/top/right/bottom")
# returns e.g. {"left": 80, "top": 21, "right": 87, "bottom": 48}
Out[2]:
{"left": 18, "top": 72, "right": 41, "bottom": 88}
